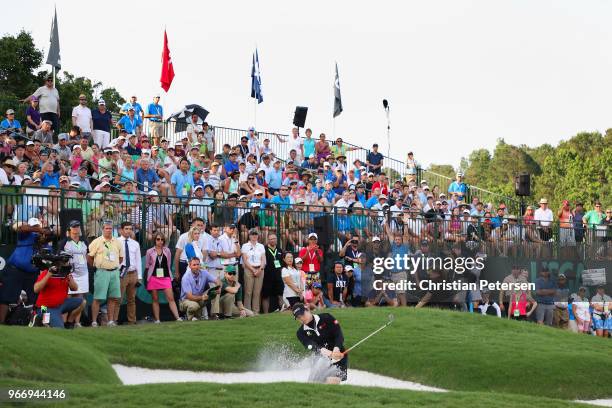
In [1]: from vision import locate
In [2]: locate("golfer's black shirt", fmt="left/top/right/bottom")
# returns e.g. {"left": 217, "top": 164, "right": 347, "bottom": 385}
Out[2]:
{"left": 296, "top": 313, "right": 345, "bottom": 353}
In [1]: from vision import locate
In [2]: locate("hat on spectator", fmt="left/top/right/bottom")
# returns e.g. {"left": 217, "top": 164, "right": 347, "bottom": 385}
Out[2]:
{"left": 122, "top": 180, "right": 134, "bottom": 185}
{"left": 148, "top": 190, "right": 158, "bottom": 196}
{"left": 5, "top": 109, "right": 15, "bottom": 115}
{"left": 210, "top": 161, "right": 219, "bottom": 167}
{"left": 58, "top": 133, "right": 68, "bottom": 141}
{"left": 435, "top": 200, "right": 442, "bottom": 205}
{"left": 379, "top": 194, "right": 388, "bottom": 200}
{"left": 324, "top": 180, "right": 333, "bottom": 185}
{"left": 28, "top": 218, "right": 41, "bottom": 227}
{"left": 72, "top": 145, "right": 81, "bottom": 151}
{"left": 420, "top": 180, "right": 428, "bottom": 184}
{"left": 26, "top": 141, "right": 35, "bottom": 146}
{"left": 99, "top": 181, "right": 111, "bottom": 188}
{"left": 352, "top": 202, "right": 364, "bottom": 209}
{"left": 193, "top": 185, "right": 203, "bottom": 191}
{"left": 439, "top": 193, "right": 447, "bottom": 198}
{"left": 3, "top": 159, "right": 15, "bottom": 168}
{"left": 202, "top": 168, "right": 210, "bottom": 174}
{"left": 423, "top": 185, "right": 430, "bottom": 190}
{"left": 253, "top": 189, "right": 264, "bottom": 195}
{"left": 228, "top": 193, "right": 239, "bottom": 199}
{"left": 345, "top": 265, "right": 354, "bottom": 272}
{"left": 312, "top": 282, "right": 322, "bottom": 289}
{"left": 31, "top": 96, "right": 38, "bottom": 101}
{"left": 507, "top": 214, "right": 518, "bottom": 220}
{"left": 70, "top": 181, "right": 80, "bottom": 187}
{"left": 336, "top": 154, "right": 346, "bottom": 160}
{"left": 462, "top": 209, "right": 470, "bottom": 214}
{"left": 59, "top": 175, "right": 69, "bottom": 182}
{"left": 294, "top": 257, "right": 303, "bottom": 264}
{"left": 142, "top": 149, "right": 151, "bottom": 155}
{"left": 539, "top": 198, "right": 548, "bottom": 204}
{"left": 456, "top": 172, "right": 463, "bottom": 177}
{"left": 372, "top": 236, "right": 381, "bottom": 242}
{"left": 502, "top": 219, "right": 509, "bottom": 224}
{"left": 98, "top": 99, "right": 106, "bottom": 105}
{"left": 128, "top": 107, "right": 135, "bottom": 111}
{"left": 323, "top": 162, "right": 331, "bottom": 167}
{"left": 308, "top": 233, "right": 318, "bottom": 240}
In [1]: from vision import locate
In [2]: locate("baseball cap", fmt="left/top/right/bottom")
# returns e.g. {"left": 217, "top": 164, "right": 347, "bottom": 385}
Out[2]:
{"left": 5, "top": 109, "right": 15, "bottom": 115}
{"left": 225, "top": 265, "right": 237, "bottom": 274}
{"left": 292, "top": 303, "right": 307, "bottom": 319}
{"left": 68, "top": 220, "right": 81, "bottom": 228}
{"left": 308, "top": 232, "right": 318, "bottom": 240}
{"left": 148, "top": 190, "right": 159, "bottom": 196}
{"left": 345, "top": 265, "right": 354, "bottom": 272}
{"left": 312, "top": 282, "right": 322, "bottom": 289}
{"left": 26, "top": 141, "right": 35, "bottom": 146}
{"left": 193, "top": 185, "right": 203, "bottom": 191}
{"left": 28, "top": 218, "right": 41, "bottom": 227}
{"left": 372, "top": 236, "right": 381, "bottom": 242}
{"left": 379, "top": 194, "right": 388, "bottom": 200}
{"left": 295, "top": 257, "right": 303, "bottom": 264}
{"left": 98, "top": 99, "right": 106, "bottom": 105}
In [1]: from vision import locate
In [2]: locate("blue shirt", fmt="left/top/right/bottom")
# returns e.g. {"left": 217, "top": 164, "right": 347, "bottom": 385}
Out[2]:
{"left": 180, "top": 269, "right": 217, "bottom": 300}
{"left": 270, "top": 195, "right": 293, "bottom": 211}
{"left": 8, "top": 232, "right": 39, "bottom": 274}
{"left": 336, "top": 214, "right": 351, "bottom": 232}
{"left": 121, "top": 102, "right": 144, "bottom": 119}
{"left": 390, "top": 243, "right": 410, "bottom": 272}
{"left": 491, "top": 216, "right": 504, "bottom": 229}
{"left": 535, "top": 277, "right": 556, "bottom": 304}
{"left": 92, "top": 109, "right": 112, "bottom": 132}
{"left": 366, "top": 151, "right": 383, "bottom": 166}
{"left": 171, "top": 170, "right": 195, "bottom": 198}
{"left": 312, "top": 186, "right": 324, "bottom": 199}
{"left": 448, "top": 181, "right": 467, "bottom": 197}
{"left": 265, "top": 169, "right": 283, "bottom": 189}
{"left": 41, "top": 172, "right": 60, "bottom": 188}
{"left": 365, "top": 196, "right": 379, "bottom": 209}
{"left": 332, "top": 174, "right": 347, "bottom": 194}
{"left": 303, "top": 138, "right": 316, "bottom": 158}
{"left": 135, "top": 168, "right": 160, "bottom": 190}
{"left": 0, "top": 119, "right": 21, "bottom": 131}
{"left": 117, "top": 115, "right": 142, "bottom": 134}
{"left": 322, "top": 189, "right": 336, "bottom": 203}
{"left": 352, "top": 266, "right": 362, "bottom": 299}
{"left": 224, "top": 160, "right": 239, "bottom": 174}
{"left": 146, "top": 103, "right": 163, "bottom": 122}
{"left": 356, "top": 193, "right": 367, "bottom": 205}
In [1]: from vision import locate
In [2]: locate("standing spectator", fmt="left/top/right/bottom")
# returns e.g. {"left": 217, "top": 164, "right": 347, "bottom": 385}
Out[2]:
{"left": 0, "top": 218, "right": 43, "bottom": 323}
{"left": 87, "top": 220, "right": 124, "bottom": 327}
{"left": 202, "top": 123, "right": 215, "bottom": 160}
{"left": 184, "top": 227, "right": 206, "bottom": 266}
{"left": 145, "top": 232, "right": 181, "bottom": 323}
{"left": 1, "top": 109, "right": 22, "bottom": 133}
{"left": 115, "top": 222, "right": 142, "bottom": 325}
{"left": 120, "top": 95, "right": 144, "bottom": 120}
{"left": 262, "top": 234, "right": 284, "bottom": 313}
{"left": 498, "top": 266, "right": 529, "bottom": 316}
{"left": 278, "top": 128, "right": 304, "bottom": 162}
{"left": 241, "top": 229, "right": 266, "bottom": 314}
{"left": 219, "top": 265, "right": 254, "bottom": 318}
{"left": 303, "top": 128, "right": 316, "bottom": 160}
{"left": 570, "top": 287, "right": 591, "bottom": 334}
{"left": 553, "top": 274, "right": 569, "bottom": 329}
{"left": 144, "top": 95, "right": 164, "bottom": 145}
{"left": 92, "top": 99, "right": 113, "bottom": 149}
{"left": 591, "top": 285, "right": 611, "bottom": 337}
{"left": 25, "top": 97, "right": 41, "bottom": 136}
{"left": 534, "top": 198, "right": 554, "bottom": 241}
{"left": 117, "top": 107, "right": 142, "bottom": 136}
{"left": 281, "top": 252, "right": 303, "bottom": 308}
{"left": 72, "top": 94, "right": 93, "bottom": 139}
{"left": 299, "top": 233, "right": 323, "bottom": 282}
{"left": 448, "top": 172, "right": 467, "bottom": 201}
{"left": 573, "top": 202, "right": 585, "bottom": 244}
{"left": 366, "top": 143, "right": 384, "bottom": 175}
{"left": 557, "top": 200, "right": 575, "bottom": 246}
{"left": 179, "top": 257, "right": 219, "bottom": 321}
{"left": 534, "top": 267, "right": 556, "bottom": 326}
{"left": 26, "top": 75, "right": 60, "bottom": 136}
{"left": 331, "top": 137, "right": 359, "bottom": 158}
{"left": 405, "top": 152, "right": 418, "bottom": 183}
{"left": 315, "top": 133, "right": 331, "bottom": 162}
{"left": 583, "top": 200, "right": 605, "bottom": 243}
{"left": 57, "top": 220, "right": 89, "bottom": 327}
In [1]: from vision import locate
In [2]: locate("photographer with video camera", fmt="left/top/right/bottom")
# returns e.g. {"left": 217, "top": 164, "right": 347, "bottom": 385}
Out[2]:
{"left": 33, "top": 251, "right": 84, "bottom": 329}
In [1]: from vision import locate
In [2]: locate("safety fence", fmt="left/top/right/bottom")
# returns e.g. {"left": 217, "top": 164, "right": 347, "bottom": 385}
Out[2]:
{"left": 0, "top": 188, "right": 608, "bottom": 262}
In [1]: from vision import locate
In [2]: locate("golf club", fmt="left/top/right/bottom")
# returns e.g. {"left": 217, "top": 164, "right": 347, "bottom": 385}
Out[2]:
{"left": 331, "top": 314, "right": 394, "bottom": 362}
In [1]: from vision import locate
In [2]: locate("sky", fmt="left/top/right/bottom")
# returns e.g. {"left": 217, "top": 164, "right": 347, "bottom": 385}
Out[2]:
{"left": 5, "top": 0, "right": 612, "bottom": 167}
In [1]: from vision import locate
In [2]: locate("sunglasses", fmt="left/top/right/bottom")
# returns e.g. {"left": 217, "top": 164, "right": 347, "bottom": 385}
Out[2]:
{"left": 227, "top": 271, "right": 237, "bottom": 275}
{"left": 156, "top": 237, "right": 165, "bottom": 242}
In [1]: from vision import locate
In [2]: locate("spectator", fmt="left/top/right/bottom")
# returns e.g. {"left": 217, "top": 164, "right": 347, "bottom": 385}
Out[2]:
{"left": 303, "top": 128, "right": 316, "bottom": 160}
{"left": 92, "top": 99, "right": 113, "bottom": 149}
{"left": 366, "top": 143, "right": 384, "bottom": 175}
{"left": 583, "top": 200, "right": 604, "bottom": 243}
{"left": 135, "top": 158, "right": 161, "bottom": 192}
{"left": 534, "top": 198, "right": 554, "bottom": 241}
{"left": 120, "top": 95, "right": 144, "bottom": 120}
{"left": 25, "top": 97, "right": 41, "bottom": 136}
{"left": 570, "top": 287, "right": 591, "bottom": 334}
{"left": 179, "top": 257, "right": 219, "bottom": 321}
{"left": 54, "top": 134, "right": 71, "bottom": 162}
{"left": 241, "top": 228, "right": 266, "bottom": 314}
{"left": 553, "top": 274, "right": 569, "bottom": 329}
{"left": 184, "top": 227, "right": 206, "bottom": 267}
{"left": 498, "top": 266, "right": 529, "bottom": 316}
{"left": 145, "top": 232, "right": 181, "bottom": 323}
{"left": 534, "top": 267, "right": 556, "bottom": 326}
{"left": 345, "top": 261, "right": 363, "bottom": 307}
{"left": 591, "top": 285, "right": 611, "bottom": 337}
{"left": 557, "top": 200, "right": 575, "bottom": 247}
{"left": 26, "top": 74, "right": 60, "bottom": 136}
{"left": 33, "top": 262, "right": 84, "bottom": 329}
{"left": 299, "top": 232, "right": 323, "bottom": 279}
{"left": 72, "top": 94, "right": 93, "bottom": 139}
{"left": 171, "top": 158, "right": 194, "bottom": 201}
{"left": 573, "top": 202, "right": 585, "bottom": 244}
{"left": 478, "top": 290, "right": 502, "bottom": 317}
{"left": 315, "top": 133, "right": 331, "bottom": 162}
{"left": 57, "top": 220, "right": 89, "bottom": 327}
{"left": 144, "top": 95, "right": 164, "bottom": 145}
{"left": 448, "top": 172, "right": 467, "bottom": 200}
{"left": 261, "top": 234, "right": 284, "bottom": 313}
{"left": 305, "top": 281, "right": 325, "bottom": 310}
{"left": 1, "top": 109, "right": 22, "bottom": 134}
{"left": 326, "top": 261, "right": 348, "bottom": 307}
{"left": 0, "top": 218, "right": 44, "bottom": 323}
{"left": 281, "top": 252, "right": 303, "bottom": 308}
{"left": 32, "top": 120, "right": 54, "bottom": 146}
{"left": 114, "top": 222, "right": 142, "bottom": 325}
{"left": 404, "top": 152, "right": 418, "bottom": 183}
{"left": 87, "top": 220, "right": 124, "bottom": 327}
{"left": 220, "top": 265, "right": 254, "bottom": 318}
{"left": 202, "top": 122, "right": 215, "bottom": 160}
{"left": 117, "top": 107, "right": 142, "bottom": 136}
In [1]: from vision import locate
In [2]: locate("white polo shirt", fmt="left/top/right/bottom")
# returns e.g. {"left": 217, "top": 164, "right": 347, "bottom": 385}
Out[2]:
{"left": 72, "top": 105, "right": 92, "bottom": 133}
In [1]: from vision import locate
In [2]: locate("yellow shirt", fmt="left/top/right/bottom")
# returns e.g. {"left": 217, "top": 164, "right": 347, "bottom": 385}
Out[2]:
{"left": 88, "top": 236, "right": 124, "bottom": 270}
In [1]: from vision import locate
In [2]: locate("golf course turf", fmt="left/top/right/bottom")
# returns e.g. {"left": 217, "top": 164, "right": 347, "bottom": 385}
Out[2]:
{"left": 1, "top": 307, "right": 610, "bottom": 407}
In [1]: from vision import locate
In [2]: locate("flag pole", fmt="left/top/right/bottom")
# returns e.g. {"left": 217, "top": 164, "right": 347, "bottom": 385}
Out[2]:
{"left": 52, "top": 66, "right": 56, "bottom": 88}
{"left": 254, "top": 98, "right": 257, "bottom": 129}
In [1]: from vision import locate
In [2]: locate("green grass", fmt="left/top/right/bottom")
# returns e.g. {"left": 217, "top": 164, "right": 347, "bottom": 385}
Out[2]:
{"left": 1, "top": 307, "right": 610, "bottom": 406}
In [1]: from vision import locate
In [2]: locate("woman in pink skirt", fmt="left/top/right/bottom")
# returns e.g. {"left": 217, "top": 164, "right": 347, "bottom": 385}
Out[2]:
{"left": 145, "top": 232, "right": 182, "bottom": 323}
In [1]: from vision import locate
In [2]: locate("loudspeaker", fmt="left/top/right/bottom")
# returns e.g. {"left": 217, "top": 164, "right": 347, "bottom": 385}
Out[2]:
{"left": 293, "top": 106, "right": 308, "bottom": 128}
{"left": 59, "top": 208, "right": 85, "bottom": 238}
{"left": 514, "top": 173, "right": 531, "bottom": 196}
{"left": 313, "top": 214, "right": 333, "bottom": 246}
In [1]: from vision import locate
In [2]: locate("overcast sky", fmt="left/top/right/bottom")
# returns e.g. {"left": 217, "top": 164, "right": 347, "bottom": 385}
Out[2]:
{"left": 6, "top": 0, "right": 612, "bottom": 167}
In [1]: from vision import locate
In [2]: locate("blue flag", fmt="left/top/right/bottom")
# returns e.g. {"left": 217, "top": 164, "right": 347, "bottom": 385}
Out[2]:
{"left": 251, "top": 48, "right": 263, "bottom": 104}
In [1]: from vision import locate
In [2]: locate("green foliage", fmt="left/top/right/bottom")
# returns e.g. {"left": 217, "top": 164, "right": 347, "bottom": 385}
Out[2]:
{"left": 0, "top": 30, "right": 43, "bottom": 98}
{"left": 383, "top": 167, "right": 401, "bottom": 181}
{"left": 99, "top": 87, "right": 125, "bottom": 113}
{"left": 427, "top": 164, "right": 455, "bottom": 179}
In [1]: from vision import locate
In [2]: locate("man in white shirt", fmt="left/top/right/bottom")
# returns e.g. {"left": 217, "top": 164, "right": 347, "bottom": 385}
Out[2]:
{"left": 174, "top": 218, "right": 209, "bottom": 280}
{"left": 72, "top": 94, "right": 93, "bottom": 137}
{"left": 189, "top": 185, "right": 213, "bottom": 224}
{"left": 534, "top": 197, "right": 554, "bottom": 241}
{"left": 115, "top": 222, "right": 142, "bottom": 324}
{"left": 335, "top": 191, "right": 353, "bottom": 208}
{"left": 258, "top": 155, "right": 274, "bottom": 176}
{"left": 210, "top": 224, "right": 241, "bottom": 319}
{"left": 186, "top": 114, "right": 202, "bottom": 144}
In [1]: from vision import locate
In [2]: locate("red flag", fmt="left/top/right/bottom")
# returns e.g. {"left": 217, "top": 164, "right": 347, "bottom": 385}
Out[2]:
{"left": 160, "top": 30, "right": 175, "bottom": 92}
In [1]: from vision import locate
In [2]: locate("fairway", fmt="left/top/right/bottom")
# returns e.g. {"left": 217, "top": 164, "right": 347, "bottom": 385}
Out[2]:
{"left": 1, "top": 308, "right": 610, "bottom": 407}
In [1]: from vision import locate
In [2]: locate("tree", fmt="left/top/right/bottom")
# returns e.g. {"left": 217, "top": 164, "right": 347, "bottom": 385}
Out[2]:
{"left": 0, "top": 31, "right": 43, "bottom": 99}
{"left": 99, "top": 87, "right": 125, "bottom": 114}
{"left": 427, "top": 164, "right": 455, "bottom": 179}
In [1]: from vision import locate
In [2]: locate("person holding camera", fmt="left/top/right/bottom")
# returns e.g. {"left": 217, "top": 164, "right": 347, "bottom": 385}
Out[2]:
{"left": 34, "top": 257, "right": 84, "bottom": 329}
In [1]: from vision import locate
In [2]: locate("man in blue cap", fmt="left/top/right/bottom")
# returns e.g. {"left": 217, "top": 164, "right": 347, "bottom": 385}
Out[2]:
{"left": 293, "top": 302, "right": 348, "bottom": 384}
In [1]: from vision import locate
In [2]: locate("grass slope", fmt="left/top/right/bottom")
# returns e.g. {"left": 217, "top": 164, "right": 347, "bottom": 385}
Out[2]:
{"left": 1, "top": 307, "right": 611, "bottom": 402}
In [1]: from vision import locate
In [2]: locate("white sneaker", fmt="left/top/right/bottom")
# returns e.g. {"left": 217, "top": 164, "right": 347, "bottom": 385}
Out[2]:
{"left": 91, "top": 322, "right": 98, "bottom": 328}
{"left": 191, "top": 317, "right": 198, "bottom": 321}
{"left": 107, "top": 321, "right": 117, "bottom": 327}
{"left": 74, "top": 323, "right": 82, "bottom": 328}
{"left": 154, "top": 320, "right": 161, "bottom": 324}
{"left": 176, "top": 317, "right": 184, "bottom": 322}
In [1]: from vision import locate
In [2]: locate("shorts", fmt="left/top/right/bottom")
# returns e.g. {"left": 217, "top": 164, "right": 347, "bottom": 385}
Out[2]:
{"left": 0, "top": 265, "right": 37, "bottom": 305}
{"left": 390, "top": 272, "right": 407, "bottom": 294}
{"left": 93, "top": 269, "right": 121, "bottom": 300}
{"left": 149, "top": 121, "right": 164, "bottom": 140}
{"left": 48, "top": 297, "right": 84, "bottom": 328}
{"left": 593, "top": 315, "right": 611, "bottom": 330}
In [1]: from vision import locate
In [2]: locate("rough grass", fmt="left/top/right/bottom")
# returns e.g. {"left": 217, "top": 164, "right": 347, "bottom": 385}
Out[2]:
{"left": 1, "top": 307, "right": 610, "bottom": 402}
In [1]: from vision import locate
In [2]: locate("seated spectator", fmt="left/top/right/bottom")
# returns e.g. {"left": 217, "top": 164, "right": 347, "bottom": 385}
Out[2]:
{"left": 34, "top": 263, "right": 84, "bottom": 329}
{"left": 478, "top": 290, "right": 501, "bottom": 317}
{"left": 179, "top": 257, "right": 219, "bottom": 321}
{"left": 1, "top": 109, "right": 22, "bottom": 133}
{"left": 570, "top": 287, "right": 591, "bottom": 334}
{"left": 304, "top": 281, "right": 325, "bottom": 310}
{"left": 326, "top": 261, "right": 348, "bottom": 308}
{"left": 219, "top": 265, "right": 254, "bottom": 318}
{"left": 591, "top": 285, "right": 611, "bottom": 337}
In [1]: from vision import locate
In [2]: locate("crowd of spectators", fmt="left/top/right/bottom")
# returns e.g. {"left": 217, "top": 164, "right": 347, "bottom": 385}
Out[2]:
{"left": 0, "top": 77, "right": 610, "bottom": 332}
